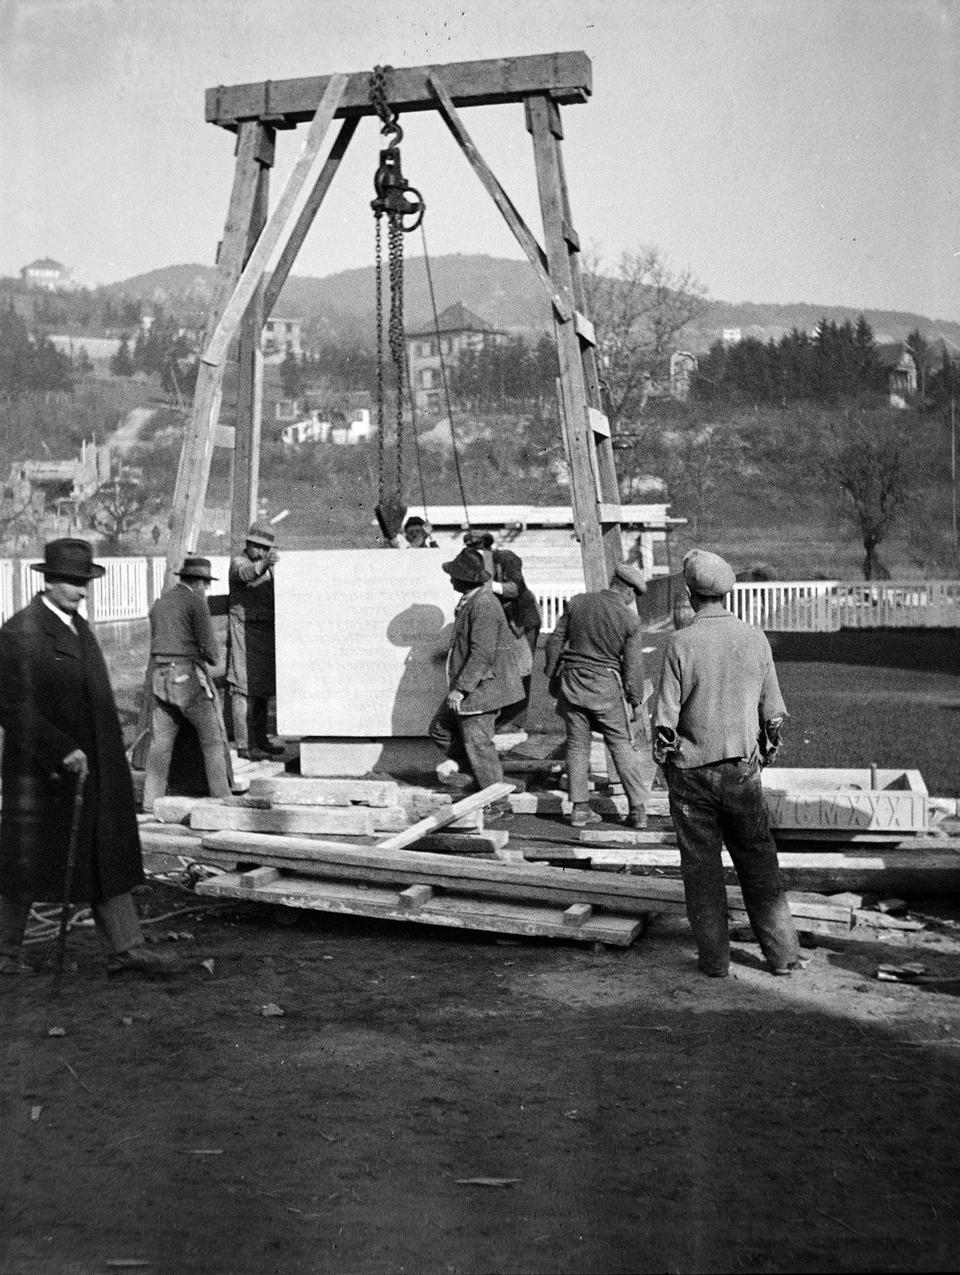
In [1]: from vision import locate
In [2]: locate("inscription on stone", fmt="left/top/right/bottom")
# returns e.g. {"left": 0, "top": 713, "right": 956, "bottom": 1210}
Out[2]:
{"left": 275, "top": 549, "right": 455, "bottom": 737}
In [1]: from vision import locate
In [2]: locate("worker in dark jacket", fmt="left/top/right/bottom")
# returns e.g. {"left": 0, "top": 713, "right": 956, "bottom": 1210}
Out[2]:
{"left": 652, "top": 549, "right": 801, "bottom": 978}
{"left": 226, "top": 521, "right": 282, "bottom": 760}
{"left": 545, "top": 563, "right": 650, "bottom": 828}
{"left": 142, "top": 557, "right": 232, "bottom": 812}
{"left": 0, "top": 540, "right": 176, "bottom": 977}
{"left": 463, "top": 530, "right": 542, "bottom": 731}
{"left": 429, "top": 548, "right": 525, "bottom": 792}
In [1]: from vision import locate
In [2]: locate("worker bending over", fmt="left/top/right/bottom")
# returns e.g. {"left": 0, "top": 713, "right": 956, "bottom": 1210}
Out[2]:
{"left": 652, "top": 549, "right": 801, "bottom": 978}
{"left": 545, "top": 563, "right": 649, "bottom": 829}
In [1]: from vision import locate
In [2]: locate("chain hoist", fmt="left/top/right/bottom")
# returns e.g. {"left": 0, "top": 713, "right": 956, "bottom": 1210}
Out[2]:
{"left": 369, "top": 64, "right": 425, "bottom": 542}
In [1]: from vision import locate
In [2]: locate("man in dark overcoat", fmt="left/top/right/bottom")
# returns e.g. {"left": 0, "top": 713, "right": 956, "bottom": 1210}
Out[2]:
{"left": 429, "top": 548, "right": 524, "bottom": 793}
{"left": 0, "top": 539, "right": 176, "bottom": 977}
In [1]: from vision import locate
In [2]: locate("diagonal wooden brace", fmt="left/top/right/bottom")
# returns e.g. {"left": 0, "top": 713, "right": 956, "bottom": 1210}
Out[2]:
{"left": 428, "top": 71, "right": 571, "bottom": 324}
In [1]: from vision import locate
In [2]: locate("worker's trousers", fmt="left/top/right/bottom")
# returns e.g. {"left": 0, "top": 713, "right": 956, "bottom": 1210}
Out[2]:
{"left": 143, "top": 662, "right": 231, "bottom": 811}
{"left": 1, "top": 891, "right": 144, "bottom": 961}
{"left": 665, "top": 758, "right": 800, "bottom": 975}
{"left": 230, "top": 686, "right": 271, "bottom": 752}
{"left": 429, "top": 705, "right": 504, "bottom": 791}
{"left": 559, "top": 690, "right": 648, "bottom": 812}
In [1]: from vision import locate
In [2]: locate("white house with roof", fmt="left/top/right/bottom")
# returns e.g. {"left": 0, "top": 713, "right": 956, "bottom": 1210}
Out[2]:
{"left": 20, "top": 258, "right": 73, "bottom": 291}
{"left": 262, "top": 316, "right": 303, "bottom": 364}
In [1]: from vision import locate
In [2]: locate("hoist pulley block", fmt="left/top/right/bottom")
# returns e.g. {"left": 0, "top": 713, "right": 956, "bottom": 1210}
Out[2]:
{"left": 371, "top": 147, "right": 425, "bottom": 230}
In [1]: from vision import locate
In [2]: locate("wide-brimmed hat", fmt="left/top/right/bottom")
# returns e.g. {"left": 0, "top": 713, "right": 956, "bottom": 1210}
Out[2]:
{"left": 245, "top": 521, "right": 275, "bottom": 548}
{"left": 442, "top": 548, "right": 491, "bottom": 585}
{"left": 176, "top": 556, "right": 217, "bottom": 581}
{"left": 613, "top": 562, "right": 647, "bottom": 594}
{"left": 31, "top": 539, "right": 105, "bottom": 582}
{"left": 463, "top": 529, "right": 495, "bottom": 549}
{"left": 683, "top": 549, "right": 736, "bottom": 597}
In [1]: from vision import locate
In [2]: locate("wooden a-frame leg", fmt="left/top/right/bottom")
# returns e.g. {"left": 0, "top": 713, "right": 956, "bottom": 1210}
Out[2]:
{"left": 526, "top": 94, "right": 619, "bottom": 590}
{"left": 233, "top": 158, "right": 270, "bottom": 552}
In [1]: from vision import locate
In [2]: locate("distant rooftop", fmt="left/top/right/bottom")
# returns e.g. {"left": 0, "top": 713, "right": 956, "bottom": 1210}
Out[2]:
{"left": 406, "top": 302, "right": 501, "bottom": 339}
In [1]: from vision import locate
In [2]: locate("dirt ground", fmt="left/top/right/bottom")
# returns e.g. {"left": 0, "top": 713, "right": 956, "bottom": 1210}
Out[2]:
{"left": 4, "top": 838, "right": 960, "bottom": 1275}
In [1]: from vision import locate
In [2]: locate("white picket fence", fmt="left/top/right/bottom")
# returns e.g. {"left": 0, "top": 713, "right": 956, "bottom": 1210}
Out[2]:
{"left": 725, "top": 580, "right": 960, "bottom": 631}
{"left": 2, "top": 558, "right": 960, "bottom": 632}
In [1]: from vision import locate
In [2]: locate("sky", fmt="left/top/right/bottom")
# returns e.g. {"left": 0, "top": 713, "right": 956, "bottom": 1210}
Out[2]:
{"left": 1, "top": 0, "right": 958, "bottom": 321}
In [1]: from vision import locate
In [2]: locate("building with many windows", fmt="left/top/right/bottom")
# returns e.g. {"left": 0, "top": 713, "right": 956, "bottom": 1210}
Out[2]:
{"left": 405, "top": 302, "right": 506, "bottom": 414}
{"left": 262, "top": 316, "right": 303, "bottom": 364}
{"left": 20, "top": 258, "right": 73, "bottom": 291}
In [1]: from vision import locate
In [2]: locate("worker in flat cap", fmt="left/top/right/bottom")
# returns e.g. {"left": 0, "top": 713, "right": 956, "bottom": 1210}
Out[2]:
{"left": 463, "top": 529, "right": 542, "bottom": 733}
{"left": 399, "top": 516, "right": 439, "bottom": 549}
{"left": 544, "top": 562, "right": 651, "bottom": 828}
{"left": 429, "top": 547, "right": 525, "bottom": 794}
{"left": 0, "top": 540, "right": 177, "bottom": 977}
{"left": 651, "top": 549, "right": 801, "bottom": 977}
{"left": 226, "top": 521, "right": 282, "bottom": 760}
{"left": 142, "top": 557, "right": 232, "bottom": 812}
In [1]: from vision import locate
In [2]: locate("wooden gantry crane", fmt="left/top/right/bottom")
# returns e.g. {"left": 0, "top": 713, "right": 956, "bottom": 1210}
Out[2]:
{"left": 166, "top": 52, "right": 625, "bottom": 590}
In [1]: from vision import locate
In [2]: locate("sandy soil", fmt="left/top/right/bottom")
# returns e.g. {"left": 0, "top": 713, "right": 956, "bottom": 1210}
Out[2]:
{"left": 3, "top": 852, "right": 960, "bottom": 1275}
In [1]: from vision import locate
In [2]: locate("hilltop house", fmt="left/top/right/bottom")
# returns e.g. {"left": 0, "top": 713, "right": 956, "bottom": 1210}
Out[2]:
{"left": 262, "top": 316, "right": 303, "bottom": 364}
{"left": 405, "top": 302, "right": 507, "bottom": 414}
{"left": 20, "top": 258, "right": 73, "bottom": 291}
{"left": 876, "top": 343, "right": 919, "bottom": 408}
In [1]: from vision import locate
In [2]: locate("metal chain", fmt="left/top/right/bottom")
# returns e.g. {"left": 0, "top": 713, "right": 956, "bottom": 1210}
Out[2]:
{"left": 374, "top": 212, "right": 385, "bottom": 505}
{"left": 369, "top": 65, "right": 395, "bottom": 132}
{"left": 388, "top": 211, "right": 405, "bottom": 491}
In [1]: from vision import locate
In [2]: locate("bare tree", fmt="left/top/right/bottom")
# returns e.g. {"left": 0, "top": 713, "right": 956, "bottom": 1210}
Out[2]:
{"left": 825, "top": 418, "right": 910, "bottom": 580}
{"left": 84, "top": 477, "right": 163, "bottom": 553}
{"left": 583, "top": 246, "right": 707, "bottom": 432}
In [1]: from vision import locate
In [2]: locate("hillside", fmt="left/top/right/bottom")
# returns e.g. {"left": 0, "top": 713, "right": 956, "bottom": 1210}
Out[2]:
{"left": 106, "top": 255, "right": 960, "bottom": 351}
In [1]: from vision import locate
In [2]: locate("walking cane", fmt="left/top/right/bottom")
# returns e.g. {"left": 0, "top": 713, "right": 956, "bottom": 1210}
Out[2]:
{"left": 51, "top": 762, "right": 88, "bottom": 998}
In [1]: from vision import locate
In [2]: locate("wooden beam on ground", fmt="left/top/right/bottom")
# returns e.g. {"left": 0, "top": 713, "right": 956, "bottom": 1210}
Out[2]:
{"left": 428, "top": 71, "right": 571, "bottom": 323}
{"left": 188, "top": 801, "right": 387, "bottom": 836}
{"left": 196, "top": 871, "right": 643, "bottom": 946}
{"left": 206, "top": 53, "right": 592, "bottom": 130}
{"left": 202, "top": 73, "right": 349, "bottom": 370}
{"left": 262, "top": 116, "right": 358, "bottom": 320}
{"left": 376, "top": 783, "right": 514, "bottom": 851}
{"left": 246, "top": 775, "right": 400, "bottom": 807}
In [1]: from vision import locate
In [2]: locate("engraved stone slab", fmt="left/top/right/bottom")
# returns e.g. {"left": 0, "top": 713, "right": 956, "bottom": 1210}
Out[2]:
{"left": 761, "top": 768, "right": 928, "bottom": 833}
{"left": 275, "top": 550, "right": 456, "bottom": 738}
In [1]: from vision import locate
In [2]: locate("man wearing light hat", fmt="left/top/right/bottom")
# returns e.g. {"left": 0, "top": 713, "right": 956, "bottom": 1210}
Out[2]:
{"left": 226, "top": 521, "right": 282, "bottom": 760}
{"left": 142, "top": 557, "right": 232, "bottom": 811}
{"left": 0, "top": 540, "right": 176, "bottom": 976}
{"left": 652, "top": 549, "right": 801, "bottom": 977}
{"left": 544, "top": 562, "right": 650, "bottom": 828}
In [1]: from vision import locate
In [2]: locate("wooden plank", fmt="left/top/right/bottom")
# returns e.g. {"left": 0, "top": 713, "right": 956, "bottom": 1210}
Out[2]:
{"left": 588, "top": 407, "right": 610, "bottom": 438}
{"left": 196, "top": 829, "right": 693, "bottom": 915}
{"left": 240, "top": 866, "right": 280, "bottom": 889}
{"left": 377, "top": 783, "right": 514, "bottom": 851}
{"left": 196, "top": 871, "right": 643, "bottom": 946}
{"left": 428, "top": 71, "right": 571, "bottom": 323}
{"left": 416, "top": 831, "right": 510, "bottom": 854}
{"left": 263, "top": 115, "right": 358, "bottom": 319}
{"left": 206, "top": 53, "right": 593, "bottom": 129}
{"left": 526, "top": 94, "right": 610, "bottom": 591}
{"left": 574, "top": 311, "right": 596, "bottom": 346}
{"left": 167, "top": 122, "right": 264, "bottom": 576}
{"left": 246, "top": 775, "right": 400, "bottom": 807}
{"left": 579, "top": 830, "right": 678, "bottom": 846}
{"left": 399, "top": 884, "right": 434, "bottom": 910}
{"left": 232, "top": 145, "right": 270, "bottom": 550}
{"left": 562, "top": 903, "right": 594, "bottom": 927}
{"left": 215, "top": 423, "right": 236, "bottom": 449}
{"left": 190, "top": 802, "right": 376, "bottom": 836}
{"left": 202, "top": 73, "right": 349, "bottom": 370}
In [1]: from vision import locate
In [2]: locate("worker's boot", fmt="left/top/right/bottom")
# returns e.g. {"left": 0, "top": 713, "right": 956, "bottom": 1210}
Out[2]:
{"left": 625, "top": 807, "right": 648, "bottom": 830}
{"left": 106, "top": 945, "right": 183, "bottom": 977}
{"left": 567, "top": 802, "right": 601, "bottom": 828}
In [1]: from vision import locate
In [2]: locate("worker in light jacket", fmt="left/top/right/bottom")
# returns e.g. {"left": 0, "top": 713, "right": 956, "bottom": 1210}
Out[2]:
{"left": 429, "top": 548, "right": 525, "bottom": 793}
{"left": 652, "top": 548, "right": 801, "bottom": 978}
